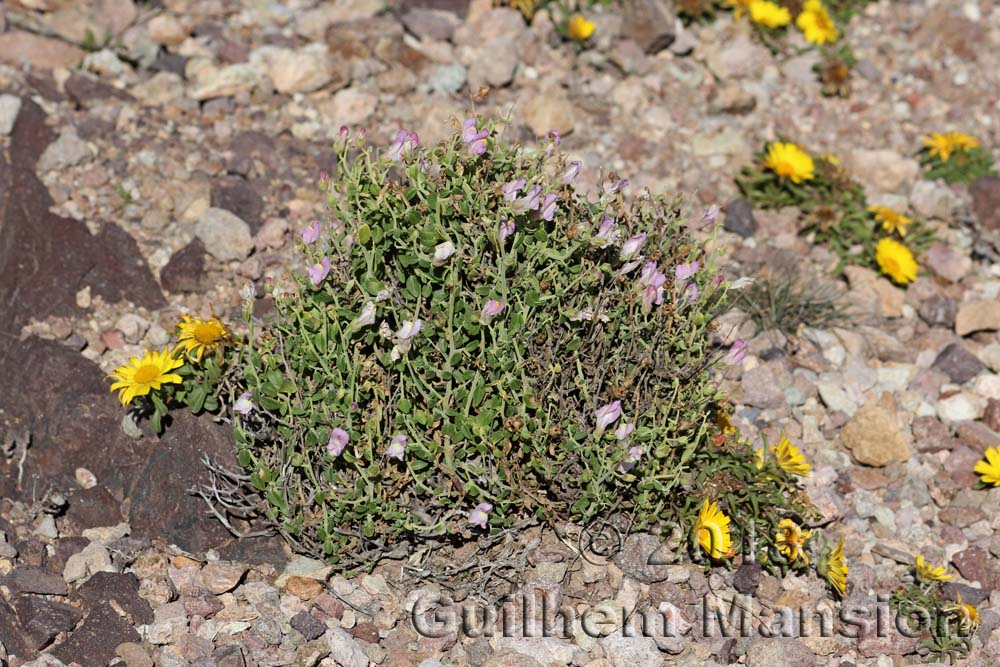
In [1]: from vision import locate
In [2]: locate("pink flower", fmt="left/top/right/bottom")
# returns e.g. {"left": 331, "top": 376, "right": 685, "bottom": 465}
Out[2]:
{"left": 591, "top": 216, "right": 620, "bottom": 248}
{"left": 503, "top": 179, "right": 525, "bottom": 201}
{"left": 233, "top": 392, "right": 253, "bottom": 415}
{"left": 703, "top": 205, "right": 720, "bottom": 226}
{"left": 498, "top": 219, "right": 515, "bottom": 242}
{"left": 396, "top": 319, "right": 423, "bottom": 353}
{"left": 639, "top": 261, "right": 666, "bottom": 288}
{"left": 300, "top": 221, "right": 321, "bottom": 244}
{"left": 620, "top": 233, "right": 647, "bottom": 260}
{"left": 614, "top": 421, "right": 635, "bottom": 441}
{"left": 686, "top": 283, "right": 699, "bottom": 302}
{"left": 307, "top": 257, "right": 331, "bottom": 286}
{"left": 433, "top": 241, "right": 456, "bottom": 265}
{"left": 481, "top": 299, "right": 506, "bottom": 323}
{"left": 594, "top": 400, "right": 622, "bottom": 436}
{"left": 562, "top": 161, "right": 581, "bottom": 185}
{"left": 675, "top": 261, "right": 700, "bottom": 282}
{"left": 642, "top": 284, "right": 664, "bottom": 311}
{"left": 327, "top": 427, "right": 350, "bottom": 456}
{"left": 605, "top": 177, "right": 629, "bottom": 194}
{"left": 388, "top": 434, "right": 407, "bottom": 461}
{"left": 386, "top": 129, "right": 419, "bottom": 161}
{"left": 461, "top": 118, "right": 489, "bottom": 156}
{"left": 723, "top": 339, "right": 747, "bottom": 366}
{"left": 539, "top": 193, "right": 558, "bottom": 221}
{"left": 468, "top": 502, "right": 493, "bottom": 529}
{"left": 515, "top": 185, "right": 542, "bottom": 212}
{"left": 617, "top": 446, "right": 644, "bottom": 473}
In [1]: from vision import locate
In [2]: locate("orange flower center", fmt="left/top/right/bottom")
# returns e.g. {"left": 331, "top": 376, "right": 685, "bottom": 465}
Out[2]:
{"left": 134, "top": 365, "right": 161, "bottom": 384}
{"left": 194, "top": 322, "right": 224, "bottom": 344}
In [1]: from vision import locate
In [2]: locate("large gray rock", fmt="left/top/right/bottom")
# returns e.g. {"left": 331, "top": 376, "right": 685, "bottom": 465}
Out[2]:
{"left": 195, "top": 207, "right": 255, "bottom": 261}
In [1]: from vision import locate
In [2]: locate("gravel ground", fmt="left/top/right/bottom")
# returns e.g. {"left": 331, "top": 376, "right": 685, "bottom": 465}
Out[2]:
{"left": 2, "top": 0, "right": 1000, "bottom": 665}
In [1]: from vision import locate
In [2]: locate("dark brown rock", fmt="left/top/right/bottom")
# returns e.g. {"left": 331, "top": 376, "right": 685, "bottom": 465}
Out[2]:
{"left": 14, "top": 596, "right": 82, "bottom": 651}
{"left": 911, "top": 416, "right": 960, "bottom": 452}
{"left": 733, "top": 561, "right": 762, "bottom": 595}
{"left": 127, "top": 412, "right": 242, "bottom": 554}
{"left": 952, "top": 546, "right": 996, "bottom": 590}
{"left": 0, "top": 98, "right": 165, "bottom": 337}
{"left": 956, "top": 421, "right": 1000, "bottom": 455}
{"left": 49, "top": 537, "right": 90, "bottom": 576}
{"left": 50, "top": 603, "right": 141, "bottom": 667}
{"left": 942, "top": 581, "right": 990, "bottom": 605}
{"left": 226, "top": 130, "right": 277, "bottom": 177}
{"left": 918, "top": 294, "right": 958, "bottom": 329}
{"left": 212, "top": 176, "right": 264, "bottom": 232}
{"left": 151, "top": 51, "right": 189, "bottom": 76}
{"left": 612, "top": 533, "right": 673, "bottom": 583}
{"left": 64, "top": 72, "right": 134, "bottom": 108}
{"left": 0, "top": 597, "right": 35, "bottom": 661}
{"left": 970, "top": 177, "right": 1000, "bottom": 231}
{"left": 621, "top": 0, "right": 676, "bottom": 54}
{"left": 160, "top": 238, "right": 211, "bottom": 293}
{"left": 723, "top": 198, "right": 757, "bottom": 238}
{"left": 64, "top": 486, "right": 124, "bottom": 531}
{"left": 75, "top": 572, "right": 153, "bottom": 625}
{"left": 182, "top": 587, "right": 225, "bottom": 618}
{"left": 291, "top": 610, "right": 327, "bottom": 641}
{"left": 0, "top": 337, "right": 158, "bottom": 500}
{"left": 932, "top": 342, "right": 986, "bottom": 384}
{"left": 2, "top": 566, "right": 68, "bottom": 596}
{"left": 214, "top": 645, "right": 248, "bottom": 667}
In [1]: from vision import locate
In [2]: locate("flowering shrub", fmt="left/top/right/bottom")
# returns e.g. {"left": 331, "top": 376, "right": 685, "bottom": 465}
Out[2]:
{"left": 736, "top": 140, "right": 933, "bottom": 281}
{"left": 223, "top": 119, "right": 814, "bottom": 570}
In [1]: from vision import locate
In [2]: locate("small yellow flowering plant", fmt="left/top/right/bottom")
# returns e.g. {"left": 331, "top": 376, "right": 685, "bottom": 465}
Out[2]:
{"left": 920, "top": 131, "right": 996, "bottom": 183}
{"left": 891, "top": 553, "right": 978, "bottom": 662}
{"left": 690, "top": 414, "right": 835, "bottom": 586}
{"left": 108, "top": 314, "right": 238, "bottom": 433}
{"left": 737, "top": 139, "right": 934, "bottom": 276}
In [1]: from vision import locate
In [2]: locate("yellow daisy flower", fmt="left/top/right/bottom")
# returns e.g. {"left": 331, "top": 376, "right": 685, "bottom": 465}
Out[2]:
{"left": 974, "top": 446, "right": 1000, "bottom": 486}
{"left": 914, "top": 555, "right": 952, "bottom": 583}
{"left": 775, "top": 518, "right": 811, "bottom": 564}
{"left": 109, "top": 348, "right": 184, "bottom": 406}
{"left": 818, "top": 537, "right": 848, "bottom": 596}
{"left": 922, "top": 132, "right": 979, "bottom": 162}
{"left": 764, "top": 142, "right": 814, "bottom": 183}
{"left": 770, "top": 434, "right": 812, "bottom": 477}
{"left": 947, "top": 131, "right": 980, "bottom": 151}
{"left": 944, "top": 591, "right": 981, "bottom": 632}
{"left": 566, "top": 14, "right": 595, "bottom": 41}
{"left": 868, "top": 205, "right": 913, "bottom": 237}
{"left": 754, "top": 447, "right": 765, "bottom": 470}
{"left": 923, "top": 132, "right": 954, "bottom": 161}
{"left": 796, "top": 0, "right": 839, "bottom": 44}
{"left": 725, "top": 0, "right": 754, "bottom": 18}
{"left": 175, "top": 315, "right": 232, "bottom": 362}
{"left": 693, "top": 499, "right": 734, "bottom": 560}
{"left": 875, "top": 238, "right": 918, "bottom": 285}
{"left": 748, "top": 0, "right": 791, "bottom": 28}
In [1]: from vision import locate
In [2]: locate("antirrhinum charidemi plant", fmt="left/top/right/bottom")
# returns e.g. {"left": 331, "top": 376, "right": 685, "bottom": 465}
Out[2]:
{"left": 230, "top": 118, "right": 787, "bottom": 570}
